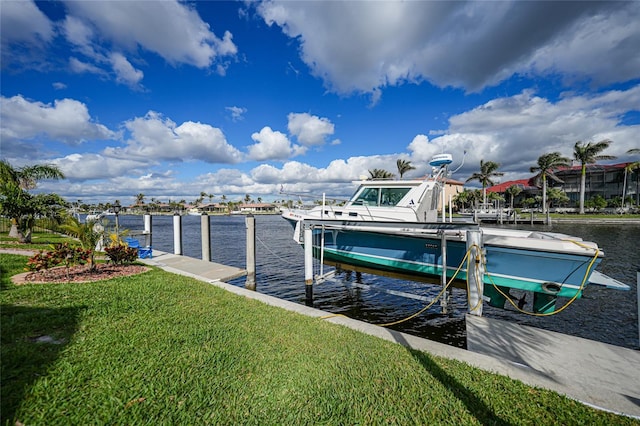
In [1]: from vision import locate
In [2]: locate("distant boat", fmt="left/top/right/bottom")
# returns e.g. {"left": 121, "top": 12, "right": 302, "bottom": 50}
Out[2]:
{"left": 85, "top": 211, "right": 105, "bottom": 222}
{"left": 460, "top": 202, "right": 514, "bottom": 223}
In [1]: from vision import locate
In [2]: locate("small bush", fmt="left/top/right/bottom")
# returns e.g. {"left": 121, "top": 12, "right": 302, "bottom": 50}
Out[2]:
{"left": 25, "top": 243, "right": 91, "bottom": 281}
{"left": 25, "top": 250, "right": 60, "bottom": 273}
{"left": 105, "top": 245, "right": 138, "bottom": 265}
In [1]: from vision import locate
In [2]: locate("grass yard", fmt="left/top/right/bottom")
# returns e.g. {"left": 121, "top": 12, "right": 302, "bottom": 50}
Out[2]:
{"left": 1, "top": 253, "right": 636, "bottom": 425}
{"left": 0, "top": 231, "right": 73, "bottom": 250}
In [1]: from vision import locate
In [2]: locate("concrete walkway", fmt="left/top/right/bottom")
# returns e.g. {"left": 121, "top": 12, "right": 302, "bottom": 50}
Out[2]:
{"left": 140, "top": 250, "right": 640, "bottom": 419}
{"left": 138, "top": 250, "right": 246, "bottom": 283}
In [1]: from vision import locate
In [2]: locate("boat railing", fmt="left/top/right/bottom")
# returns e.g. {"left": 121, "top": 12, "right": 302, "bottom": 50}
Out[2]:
{"left": 305, "top": 219, "right": 480, "bottom": 237}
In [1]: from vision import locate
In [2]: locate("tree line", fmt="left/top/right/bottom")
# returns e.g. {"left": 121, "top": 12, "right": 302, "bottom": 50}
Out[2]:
{"left": 375, "top": 140, "right": 639, "bottom": 213}
{"left": 2, "top": 140, "right": 639, "bottom": 242}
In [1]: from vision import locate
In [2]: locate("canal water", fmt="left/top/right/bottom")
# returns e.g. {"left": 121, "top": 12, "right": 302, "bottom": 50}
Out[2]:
{"left": 115, "top": 214, "right": 640, "bottom": 350}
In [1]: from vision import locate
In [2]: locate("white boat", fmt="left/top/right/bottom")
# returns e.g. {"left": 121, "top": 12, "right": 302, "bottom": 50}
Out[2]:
{"left": 85, "top": 211, "right": 105, "bottom": 222}
{"left": 282, "top": 154, "right": 629, "bottom": 314}
{"left": 460, "top": 202, "right": 514, "bottom": 223}
{"left": 282, "top": 153, "right": 455, "bottom": 224}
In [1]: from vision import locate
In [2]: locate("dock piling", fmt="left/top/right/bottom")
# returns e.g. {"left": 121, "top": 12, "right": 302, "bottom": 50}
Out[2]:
{"left": 245, "top": 215, "right": 256, "bottom": 290}
{"left": 439, "top": 231, "right": 450, "bottom": 313}
{"left": 144, "top": 214, "right": 152, "bottom": 247}
{"left": 467, "top": 229, "right": 485, "bottom": 316}
{"left": 201, "top": 213, "right": 211, "bottom": 262}
{"left": 304, "top": 224, "right": 313, "bottom": 304}
{"left": 173, "top": 213, "right": 182, "bottom": 255}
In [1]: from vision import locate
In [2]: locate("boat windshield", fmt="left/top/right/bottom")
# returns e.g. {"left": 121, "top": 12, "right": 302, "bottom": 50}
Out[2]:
{"left": 351, "top": 187, "right": 411, "bottom": 206}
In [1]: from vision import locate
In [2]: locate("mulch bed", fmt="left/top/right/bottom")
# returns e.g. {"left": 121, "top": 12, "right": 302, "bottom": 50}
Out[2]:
{"left": 12, "top": 263, "right": 150, "bottom": 285}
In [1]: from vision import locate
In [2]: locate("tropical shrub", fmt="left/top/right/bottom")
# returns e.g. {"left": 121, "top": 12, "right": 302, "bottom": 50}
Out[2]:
{"left": 104, "top": 245, "right": 138, "bottom": 265}
{"left": 26, "top": 243, "right": 91, "bottom": 281}
{"left": 59, "top": 216, "right": 105, "bottom": 270}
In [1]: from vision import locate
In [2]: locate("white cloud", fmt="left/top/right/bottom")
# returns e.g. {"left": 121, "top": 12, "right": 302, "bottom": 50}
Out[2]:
{"left": 109, "top": 52, "right": 144, "bottom": 88}
{"left": 52, "top": 82, "right": 67, "bottom": 90}
{"left": 62, "top": 14, "right": 95, "bottom": 53}
{"left": 112, "top": 111, "right": 244, "bottom": 164}
{"left": 0, "top": 95, "right": 116, "bottom": 145}
{"left": 64, "top": 0, "right": 237, "bottom": 68}
{"left": 226, "top": 106, "right": 247, "bottom": 122}
{"left": 257, "top": 1, "right": 640, "bottom": 97}
{"left": 0, "top": 0, "right": 54, "bottom": 46}
{"left": 287, "top": 112, "right": 335, "bottom": 146}
{"left": 423, "top": 85, "right": 640, "bottom": 180}
{"left": 69, "top": 57, "right": 104, "bottom": 75}
{"left": 527, "top": 6, "right": 640, "bottom": 87}
{"left": 51, "top": 153, "right": 151, "bottom": 180}
{"left": 247, "top": 126, "right": 305, "bottom": 161}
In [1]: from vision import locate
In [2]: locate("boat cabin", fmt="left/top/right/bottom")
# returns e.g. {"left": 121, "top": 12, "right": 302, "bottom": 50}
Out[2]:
{"left": 349, "top": 184, "right": 415, "bottom": 207}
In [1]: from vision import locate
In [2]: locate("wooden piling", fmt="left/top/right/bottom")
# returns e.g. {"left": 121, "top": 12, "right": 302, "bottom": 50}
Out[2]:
{"left": 201, "top": 213, "right": 211, "bottom": 262}
{"left": 245, "top": 215, "right": 256, "bottom": 290}
{"left": 173, "top": 213, "right": 182, "bottom": 255}
{"left": 467, "top": 229, "right": 485, "bottom": 316}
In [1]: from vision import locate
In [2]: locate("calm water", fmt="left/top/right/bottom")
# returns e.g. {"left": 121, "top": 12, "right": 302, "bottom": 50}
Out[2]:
{"left": 115, "top": 214, "right": 640, "bottom": 350}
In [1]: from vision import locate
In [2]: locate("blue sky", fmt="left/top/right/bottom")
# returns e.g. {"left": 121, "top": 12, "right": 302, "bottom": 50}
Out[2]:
{"left": 1, "top": 0, "right": 639, "bottom": 206}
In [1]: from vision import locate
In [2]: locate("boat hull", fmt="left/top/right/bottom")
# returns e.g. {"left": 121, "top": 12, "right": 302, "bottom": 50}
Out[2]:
{"left": 309, "top": 224, "right": 601, "bottom": 311}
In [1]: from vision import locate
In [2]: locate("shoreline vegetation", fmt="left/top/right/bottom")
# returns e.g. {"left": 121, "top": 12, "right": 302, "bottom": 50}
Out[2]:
{"left": 1, "top": 249, "right": 636, "bottom": 424}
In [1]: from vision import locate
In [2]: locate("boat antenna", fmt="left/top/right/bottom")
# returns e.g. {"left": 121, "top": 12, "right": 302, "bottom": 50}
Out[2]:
{"left": 450, "top": 150, "right": 467, "bottom": 174}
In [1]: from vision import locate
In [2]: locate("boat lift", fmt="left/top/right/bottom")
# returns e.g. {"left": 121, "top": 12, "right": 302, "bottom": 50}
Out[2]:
{"left": 301, "top": 219, "right": 488, "bottom": 316}
{"left": 300, "top": 219, "right": 629, "bottom": 319}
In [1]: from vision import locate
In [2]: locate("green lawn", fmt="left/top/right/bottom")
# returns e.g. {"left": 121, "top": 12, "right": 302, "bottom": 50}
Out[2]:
{"left": 1, "top": 254, "right": 635, "bottom": 425}
{"left": 0, "top": 231, "right": 75, "bottom": 250}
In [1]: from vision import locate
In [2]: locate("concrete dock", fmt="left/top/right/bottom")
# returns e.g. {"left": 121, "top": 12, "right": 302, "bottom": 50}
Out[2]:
{"left": 138, "top": 249, "right": 247, "bottom": 283}
{"left": 139, "top": 251, "right": 640, "bottom": 419}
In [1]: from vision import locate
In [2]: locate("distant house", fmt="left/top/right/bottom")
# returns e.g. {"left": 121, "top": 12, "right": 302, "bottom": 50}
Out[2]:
{"left": 487, "top": 178, "right": 539, "bottom": 205}
{"left": 236, "top": 203, "right": 278, "bottom": 214}
{"left": 485, "top": 162, "right": 639, "bottom": 207}
{"left": 199, "top": 203, "right": 228, "bottom": 214}
{"left": 551, "top": 163, "right": 637, "bottom": 205}
{"left": 440, "top": 178, "right": 465, "bottom": 208}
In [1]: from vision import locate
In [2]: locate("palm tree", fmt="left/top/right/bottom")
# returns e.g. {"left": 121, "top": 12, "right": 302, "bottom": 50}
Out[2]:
{"left": 453, "top": 190, "right": 471, "bottom": 211}
{"left": 0, "top": 160, "right": 65, "bottom": 190}
{"left": 0, "top": 160, "right": 65, "bottom": 240}
{"left": 573, "top": 140, "right": 615, "bottom": 214}
{"left": 59, "top": 216, "right": 103, "bottom": 270}
{"left": 465, "top": 160, "right": 503, "bottom": 206}
{"left": 368, "top": 169, "right": 395, "bottom": 180}
{"left": 135, "top": 193, "right": 145, "bottom": 206}
{"left": 396, "top": 159, "right": 416, "bottom": 178}
{"left": 505, "top": 185, "right": 523, "bottom": 210}
{"left": 530, "top": 152, "right": 570, "bottom": 214}
{"left": 623, "top": 148, "right": 640, "bottom": 206}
